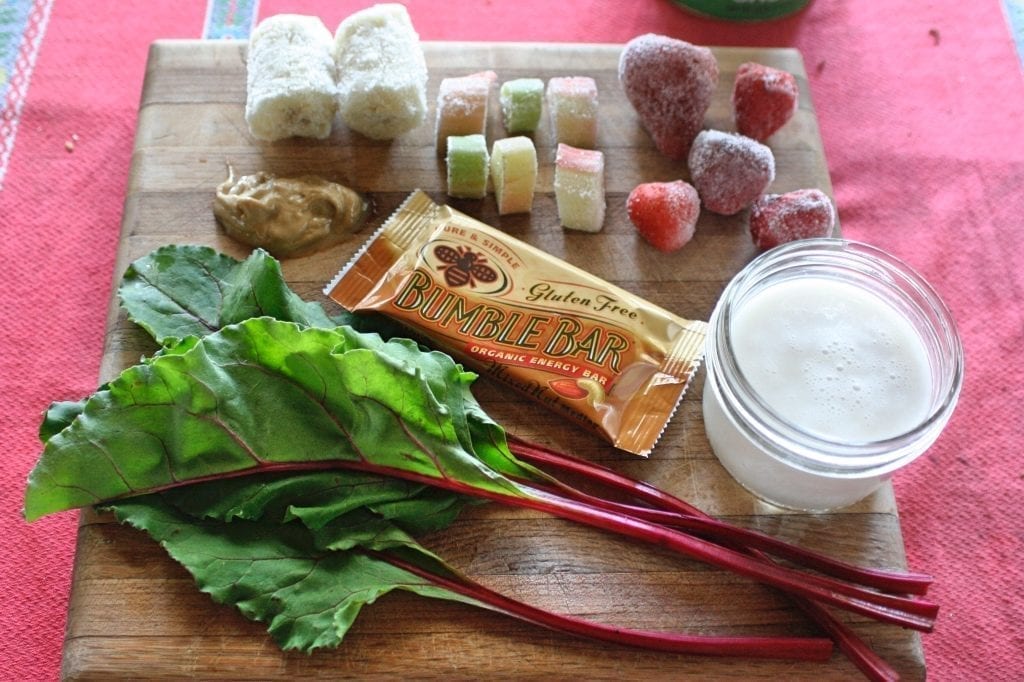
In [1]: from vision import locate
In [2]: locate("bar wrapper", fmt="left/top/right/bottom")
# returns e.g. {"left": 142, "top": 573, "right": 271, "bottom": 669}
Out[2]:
{"left": 325, "top": 190, "right": 707, "bottom": 456}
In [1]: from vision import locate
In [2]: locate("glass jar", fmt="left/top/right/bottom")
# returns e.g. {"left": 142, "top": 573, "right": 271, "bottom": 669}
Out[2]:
{"left": 702, "top": 239, "right": 964, "bottom": 511}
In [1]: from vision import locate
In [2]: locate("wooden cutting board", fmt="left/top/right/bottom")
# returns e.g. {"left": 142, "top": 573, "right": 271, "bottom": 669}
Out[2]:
{"left": 62, "top": 40, "right": 925, "bottom": 680}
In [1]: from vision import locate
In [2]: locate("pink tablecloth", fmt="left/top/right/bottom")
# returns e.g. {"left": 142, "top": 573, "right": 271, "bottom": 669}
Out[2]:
{"left": 2, "top": 1, "right": 1022, "bottom": 679}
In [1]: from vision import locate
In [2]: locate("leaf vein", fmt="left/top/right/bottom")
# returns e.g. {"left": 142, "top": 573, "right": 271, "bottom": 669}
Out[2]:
{"left": 132, "top": 267, "right": 219, "bottom": 332}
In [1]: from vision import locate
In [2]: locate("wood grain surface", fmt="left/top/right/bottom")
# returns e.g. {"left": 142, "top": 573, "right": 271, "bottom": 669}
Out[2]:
{"left": 62, "top": 40, "right": 925, "bottom": 680}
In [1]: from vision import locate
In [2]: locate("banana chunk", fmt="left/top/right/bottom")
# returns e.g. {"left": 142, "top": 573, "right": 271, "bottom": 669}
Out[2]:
{"left": 245, "top": 14, "right": 337, "bottom": 141}
{"left": 334, "top": 4, "right": 428, "bottom": 140}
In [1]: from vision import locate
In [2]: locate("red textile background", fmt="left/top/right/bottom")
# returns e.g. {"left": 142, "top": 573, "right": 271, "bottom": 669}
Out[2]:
{"left": 2, "top": 1, "right": 1021, "bottom": 680}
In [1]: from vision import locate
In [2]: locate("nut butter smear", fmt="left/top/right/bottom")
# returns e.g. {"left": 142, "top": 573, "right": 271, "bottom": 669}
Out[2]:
{"left": 214, "top": 167, "right": 370, "bottom": 258}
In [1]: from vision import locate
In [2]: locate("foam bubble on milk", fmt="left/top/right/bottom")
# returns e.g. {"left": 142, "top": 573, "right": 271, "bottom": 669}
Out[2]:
{"left": 730, "top": 277, "right": 932, "bottom": 443}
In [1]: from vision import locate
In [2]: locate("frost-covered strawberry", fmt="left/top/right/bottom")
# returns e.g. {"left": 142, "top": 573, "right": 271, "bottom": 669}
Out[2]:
{"left": 626, "top": 180, "right": 700, "bottom": 252}
{"left": 749, "top": 189, "right": 836, "bottom": 250}
{"left": 619, "top": 34, "right": 719, "bottom": 160}
{"left": 732, "top": 62, "right": 799, "bottom": 141}
{"left": 688, "top": 130, "right": 775, "bottom": 216}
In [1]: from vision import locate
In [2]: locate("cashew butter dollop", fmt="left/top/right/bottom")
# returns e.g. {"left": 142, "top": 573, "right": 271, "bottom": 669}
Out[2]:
{"left": 214, "top": 168, "right": 370, "bottom": 258}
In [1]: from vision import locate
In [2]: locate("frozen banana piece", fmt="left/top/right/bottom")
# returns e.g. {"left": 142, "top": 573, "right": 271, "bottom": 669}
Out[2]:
{"left": 245, "top": 14, "right": 338, "bottom": 141}
{"left": 334, "top": 4, "right": 428, "bottom": 140}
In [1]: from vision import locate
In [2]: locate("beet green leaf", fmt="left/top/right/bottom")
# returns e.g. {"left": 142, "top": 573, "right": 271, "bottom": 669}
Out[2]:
{"left": 158, "top": 470, "right": 474, "bottom": 538}
{"left": 24, "top": 317, "right": 543, "bottom": 521}
{"left": 118, "top": 245, "right": 343, "bottom": 345}
{"left": 105, "top": 495, "right": 481, "bottom": 653}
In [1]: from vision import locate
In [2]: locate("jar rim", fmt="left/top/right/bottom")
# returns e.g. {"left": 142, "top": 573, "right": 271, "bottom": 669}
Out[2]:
{"left": 707, "top": 238, "right": 964, "bottom": 476}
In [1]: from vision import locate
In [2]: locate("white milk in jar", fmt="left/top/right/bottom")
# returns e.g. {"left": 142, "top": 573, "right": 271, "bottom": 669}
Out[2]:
{"left": 702, "top": 239, "right": 963, "bottom": 511}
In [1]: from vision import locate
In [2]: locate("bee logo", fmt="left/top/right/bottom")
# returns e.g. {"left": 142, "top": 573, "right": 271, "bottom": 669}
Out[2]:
{"left": 434, "top": 245, "right": 499, "bottom": 288}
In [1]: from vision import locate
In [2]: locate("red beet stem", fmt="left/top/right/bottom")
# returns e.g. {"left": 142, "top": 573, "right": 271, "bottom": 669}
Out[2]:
{"left": 507, "top": 435, "right": 705, "bottom": 516}
{"left": 524, "top": 479, "right": 930, "bottom": 597}
{"left": 797, "top": 599, "right": 901, "bottom": 682}
{"left": 366, "top": 549, "right": 834, "bottom": 661}
{"left": 507, "top": 437, "right": 933, "bottom": 595}
{"left": 507, "top": 437, "right": 908, "bottom": 681}
{"left": 324, "top": 458, "right": 937, "bottom": 632}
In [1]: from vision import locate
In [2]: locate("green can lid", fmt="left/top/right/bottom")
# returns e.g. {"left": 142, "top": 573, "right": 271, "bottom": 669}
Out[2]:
{"left": 673, "top": 0, "right": 811, "bottom": 21}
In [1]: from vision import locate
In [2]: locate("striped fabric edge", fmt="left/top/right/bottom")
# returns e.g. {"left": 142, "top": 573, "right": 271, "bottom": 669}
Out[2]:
{"left": 203, "top": 0, "right": 261, "bottom": 40}
{"left": 1003, "top": 0, "right": 1024, "bottom": 67}
{"left": 0, "top": 0, "right": 55, "bottom": 192}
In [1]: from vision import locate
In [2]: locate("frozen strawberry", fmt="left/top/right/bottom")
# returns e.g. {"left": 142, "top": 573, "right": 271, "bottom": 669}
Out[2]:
{"left": 626, "top": 180, "right": 700, "bottom": 252}
{"left": 749, "top": 189, "right": 836, "bottom": 251}
{"left": 688, "top": 130, "right": 775, "bottom": 216}
{"left": 732, "top": 62, "right": 799, "bottom": 141}
{"left": 619, "top": 34, "right": 719, "bottom": 160}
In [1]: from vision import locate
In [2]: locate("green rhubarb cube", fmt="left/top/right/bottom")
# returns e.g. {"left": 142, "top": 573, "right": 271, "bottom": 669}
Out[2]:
{"left": 446, "top": 134, "right": 489, "bottom": 199}
{"left": 499, "top": 78, "right": 544, "bottom": 134}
